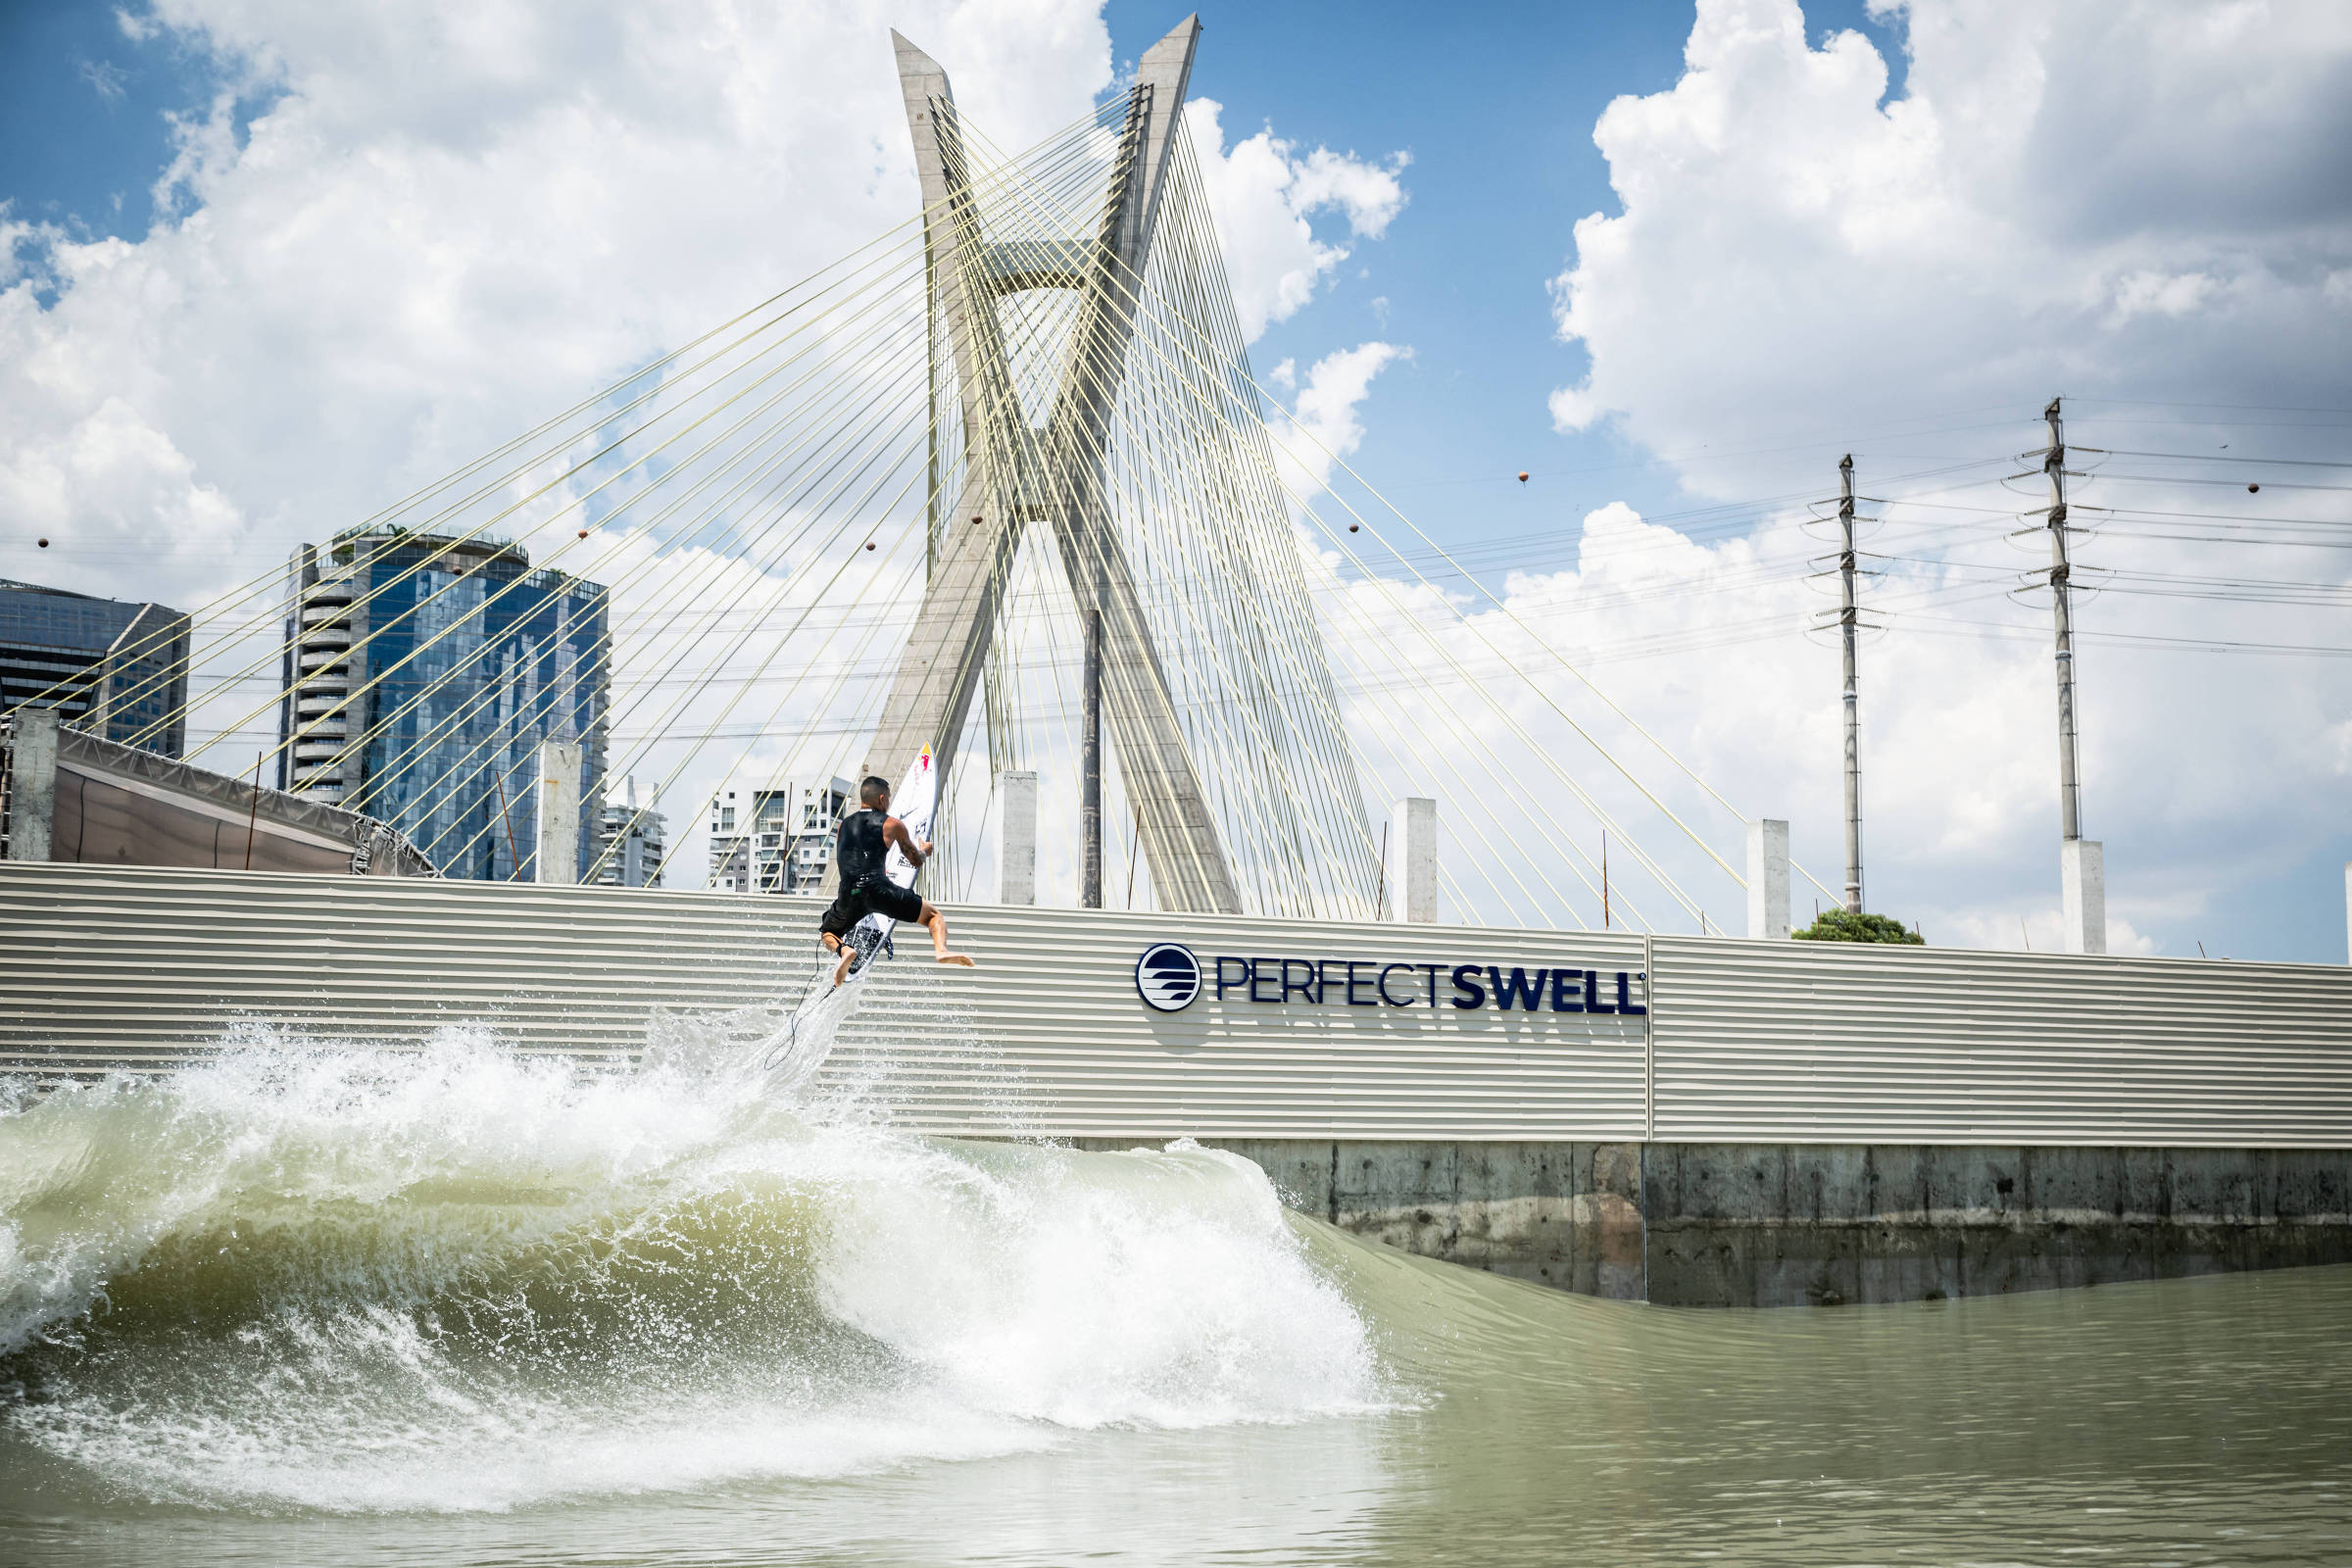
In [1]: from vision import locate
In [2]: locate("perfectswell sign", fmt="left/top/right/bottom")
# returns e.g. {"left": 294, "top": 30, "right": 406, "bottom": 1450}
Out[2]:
{"left": 1133, "top": 943, "right": 1646, "bottom": 1017}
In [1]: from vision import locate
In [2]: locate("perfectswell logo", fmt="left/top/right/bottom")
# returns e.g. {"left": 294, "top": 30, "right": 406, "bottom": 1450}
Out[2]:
{"left": 1134, "top": 943, "right": 1203, "bottom": 1012}
{"left": 1132, "top": 942, "right": 1647, "bottom": 1018}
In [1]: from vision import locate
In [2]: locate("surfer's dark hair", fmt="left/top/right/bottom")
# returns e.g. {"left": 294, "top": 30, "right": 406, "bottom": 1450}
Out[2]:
{"left": 860, "top": 775, "right": 891, "bottom": 804}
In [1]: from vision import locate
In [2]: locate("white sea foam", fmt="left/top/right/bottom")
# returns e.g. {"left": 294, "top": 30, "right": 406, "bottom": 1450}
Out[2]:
{"left": 0, "top": 1021, "right": 1386, "bottom": 1512}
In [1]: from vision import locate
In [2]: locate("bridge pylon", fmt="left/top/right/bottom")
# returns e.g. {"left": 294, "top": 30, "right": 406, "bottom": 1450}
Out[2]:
{"left": 858, "top": 17, "right": 1244, "bottom": 914}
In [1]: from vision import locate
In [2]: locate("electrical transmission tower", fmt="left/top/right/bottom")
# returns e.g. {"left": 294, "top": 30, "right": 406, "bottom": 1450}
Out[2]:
{"left": 2037, "top": 395, "right": 2102, "bottom": 953}
{"left": 1837, "top": 454, "right": 1863, "bottom": 914}
{"left": 2042, "top": 397, "right": 2082, "bottom": 842}
{"left": 1812, "top": 456, "right": 1877, "bottom": 915}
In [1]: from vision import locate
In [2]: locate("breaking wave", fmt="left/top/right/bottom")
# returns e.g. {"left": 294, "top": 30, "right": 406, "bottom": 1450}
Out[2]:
{"left": 0, "top": 1025, "right": 1387, "bottom": 1513}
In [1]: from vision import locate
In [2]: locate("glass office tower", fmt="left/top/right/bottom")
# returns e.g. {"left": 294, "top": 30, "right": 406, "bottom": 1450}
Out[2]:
{"left": 278, "top": 528, "right": 610, "bottom": 881}
{"left": 0, "top": 579, "right": 191, "bottom": 756}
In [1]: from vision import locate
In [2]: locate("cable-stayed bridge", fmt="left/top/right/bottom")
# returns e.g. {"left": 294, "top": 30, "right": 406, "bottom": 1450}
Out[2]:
{"left": 3, "top": 16, "right": 1817, "bottom": 936}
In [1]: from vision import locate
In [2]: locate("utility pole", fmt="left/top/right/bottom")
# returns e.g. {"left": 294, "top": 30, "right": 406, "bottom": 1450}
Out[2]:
{"left": 2043, "top": 397, "right": 2082, "bottom": 842}
{"left": 1837, "top": 455, "right": 1863, "bottom": 913}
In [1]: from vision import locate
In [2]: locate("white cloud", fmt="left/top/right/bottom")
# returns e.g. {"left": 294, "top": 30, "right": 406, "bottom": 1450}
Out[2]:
{"left": 2108, "top": 269, "right": 2218, "bottom": 323}
{"left": 79, "top": 59, "right": 132, "bottom": 105}
{"left": 1, "top": 0, "right": 1114, "bottom": 616}
{"left": 1183, "top": 98, "right": 1406, "bottom": 342}
{"left": 1547, "top": 0, "right": 2352, "bottom": 474}
{"left": 1269, "top": 341, "right": 1408, "bottom": 498}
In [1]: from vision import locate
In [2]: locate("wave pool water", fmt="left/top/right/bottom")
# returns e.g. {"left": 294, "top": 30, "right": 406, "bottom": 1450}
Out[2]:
{"left": 3, "top": 1028, "right": 2349, "bottom": 1564}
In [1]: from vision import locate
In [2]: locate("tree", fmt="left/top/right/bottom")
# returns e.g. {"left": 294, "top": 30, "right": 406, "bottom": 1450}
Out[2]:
{"left": 1791, "top": 908, "right": 1924, "bottom": 945}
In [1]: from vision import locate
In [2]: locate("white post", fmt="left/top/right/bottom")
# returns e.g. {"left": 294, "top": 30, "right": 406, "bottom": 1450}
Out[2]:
{"left": 1390, "top": 797, "right": 1437, "bottom": 922}
{"left": 533, "top": 739, "right": 582, "bottom": 885}
{"left": 2062, "top": 838, "right": 2105, "bottom": 955}
{"left": 1001, "top": 769, "right": 1037, "bottom": 905}
{"left": 1745, "top": 818, "right": 1790, "bottom": 940}
{"left": 5, "top": 710, "right": 59, "bottom": 862}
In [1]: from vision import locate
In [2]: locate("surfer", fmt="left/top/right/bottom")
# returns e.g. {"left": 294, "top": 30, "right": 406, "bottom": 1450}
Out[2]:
{"left": 818, "top": 774, "right": 972, "bottom": 987}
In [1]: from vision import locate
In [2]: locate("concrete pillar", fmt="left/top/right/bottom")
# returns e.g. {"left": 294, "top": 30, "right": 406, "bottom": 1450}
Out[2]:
{"left": 2062, "top": 838, "right": 2105, "bottom": 955}
{"left": 1389, "top": 797, "right": 1437, "bottom": 922}
{"left": 1746, "top": 818, "right": 1790, "bottom": 940}
{"left": 532, "top": 739, "right": 582, "bottom": 885}
{"left": 5, "top": 710, "right": 59, "bottom": 862}
{"left": 2345, "top": 862, "right": 2351, "bottom": 966}
{"left": 1001, "top": 769, "right": 1037, "bottom": 905}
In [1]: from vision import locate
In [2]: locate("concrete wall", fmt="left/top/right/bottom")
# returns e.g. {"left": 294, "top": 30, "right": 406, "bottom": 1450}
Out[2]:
{"left": 1084, "top": 1138, "right": 2352, "bottom": 1308}
{"left": 1097, "top": 1138, "right": 1647, "bottom": 1300}
{"left": 1641, "top": 1142, "right": 2351, "bottom": 1307}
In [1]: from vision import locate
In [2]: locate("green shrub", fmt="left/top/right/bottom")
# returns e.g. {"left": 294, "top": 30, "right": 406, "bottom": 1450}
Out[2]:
{"left": 1791, "top": 908, "right": 1923, "bottom": 945}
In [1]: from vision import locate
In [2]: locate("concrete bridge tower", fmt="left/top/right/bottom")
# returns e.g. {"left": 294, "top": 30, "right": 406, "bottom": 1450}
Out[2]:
{"left": 858, "top": 17, "right": 1242, "bottom": 913}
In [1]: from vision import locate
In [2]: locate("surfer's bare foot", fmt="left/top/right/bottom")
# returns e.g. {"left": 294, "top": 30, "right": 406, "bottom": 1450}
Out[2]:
{"left": 937, "top": 953, "right": 975, "bottom": 968}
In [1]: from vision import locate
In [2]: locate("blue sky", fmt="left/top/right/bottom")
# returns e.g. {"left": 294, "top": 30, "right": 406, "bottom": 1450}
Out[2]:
{"left": 1, "top": 0, "right": 235, "bottom": 248}
{"left": 1, "top": 1, "right": 171, "bottom": 239}
{"left": 3, "top": 1, "right": 2347, "bottom": 961}
{"left": 1105, "top": 0, "right": 1904, "bottom": 537}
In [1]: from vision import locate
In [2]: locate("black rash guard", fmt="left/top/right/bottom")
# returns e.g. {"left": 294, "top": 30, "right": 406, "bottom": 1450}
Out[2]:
{"left": 835, "top": 808, "right": 890, "bottom": 884}
{"left": 820, "top": 807, "right": 924, "bottom": 941}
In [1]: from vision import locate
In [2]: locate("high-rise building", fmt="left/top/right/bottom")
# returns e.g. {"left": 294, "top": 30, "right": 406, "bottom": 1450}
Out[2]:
{"left": 277, "top": 527, "right": 610, "bottom": 882}
{"left": 594, "top": 775, "right": 666, "bottom": 888}
{"left": 709, "top": 774, "right": 852, "bottom": 894}
{"left": 0, "top": 579, "right": 191, "bottom": 757}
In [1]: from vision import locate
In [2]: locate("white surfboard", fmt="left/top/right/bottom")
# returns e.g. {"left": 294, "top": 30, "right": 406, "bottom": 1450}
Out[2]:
{"left": 844, "top": 742, "right": 937, "bottom": 970}
{"left": 758, "top": 747, "right": 938, "bottom": 1088}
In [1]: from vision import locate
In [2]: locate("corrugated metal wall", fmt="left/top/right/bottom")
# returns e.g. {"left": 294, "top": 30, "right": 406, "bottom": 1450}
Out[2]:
{"left": 4, "top": 863, "right": 2348, "bottom": 1146}
{"left": 1648, "top": 936, "right": 2352, "bottom": 1146}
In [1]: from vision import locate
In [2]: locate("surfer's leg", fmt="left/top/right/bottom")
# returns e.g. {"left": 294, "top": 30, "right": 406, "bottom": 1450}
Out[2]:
{"left": 917, "top": 902, "right": 974, "bottom": 967}
{"left": 819, "top": 897, "right": 860, "bottom": 987}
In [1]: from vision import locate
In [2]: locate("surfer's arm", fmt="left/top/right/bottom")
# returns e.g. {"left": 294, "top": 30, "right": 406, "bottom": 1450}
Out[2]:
{"left": 884, "top": 815, "right": 930, "bottom": 866}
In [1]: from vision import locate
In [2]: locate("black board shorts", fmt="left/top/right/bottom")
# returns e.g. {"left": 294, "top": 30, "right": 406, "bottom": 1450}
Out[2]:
{"left": 820, "top": 874, "right": 924, "bottom": 939}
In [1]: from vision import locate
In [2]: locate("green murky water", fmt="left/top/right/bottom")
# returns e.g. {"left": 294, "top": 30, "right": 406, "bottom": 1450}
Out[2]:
{"left": 3, "top": 1037, "right": 2345, "bottom": 1565}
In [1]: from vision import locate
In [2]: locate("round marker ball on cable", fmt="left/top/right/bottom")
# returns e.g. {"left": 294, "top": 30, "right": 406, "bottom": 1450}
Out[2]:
{"left": 2248, "top": 483, "right": 2260, "bottom": 493}
{"left": 1348, "top": 523, "right": 1358, "bottom": 533}
{"left": 36, "top": 538, "right": 48, "bottom": 549}
{"left": 576, "top": 528, "right": 588, "bottom": 539}
{"left": 865, "top": 541, "right": 876, "bottom": 551}
{"left": 1518, "top": 471, "right": 1529, "bottom": 483}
